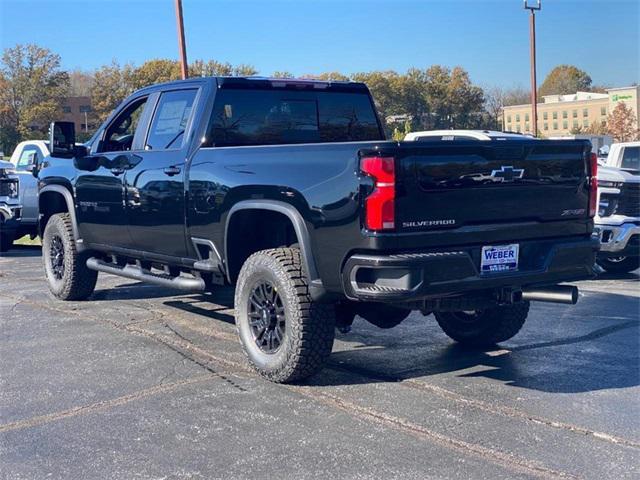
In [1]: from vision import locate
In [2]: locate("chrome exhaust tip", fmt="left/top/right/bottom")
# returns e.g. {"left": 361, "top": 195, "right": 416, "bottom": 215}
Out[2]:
{"left": 522, "top": 285, "right": 579, "bottom": 305}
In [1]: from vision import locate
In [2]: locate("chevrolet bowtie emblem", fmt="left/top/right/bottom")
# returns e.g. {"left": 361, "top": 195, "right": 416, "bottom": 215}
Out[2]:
{"left": 490, "top": 165, "right": 525, "bottom": 182}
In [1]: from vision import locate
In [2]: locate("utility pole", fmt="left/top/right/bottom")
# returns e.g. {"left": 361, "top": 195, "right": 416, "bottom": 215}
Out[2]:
{"left": 524, "top": 0, "right": 541, "bottom": 136}
{"left": 174, "top": 0, "right": 188, "bottom": 79}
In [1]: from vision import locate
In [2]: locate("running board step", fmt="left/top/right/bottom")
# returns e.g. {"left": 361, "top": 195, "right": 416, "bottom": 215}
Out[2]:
{"left": 86, "top": 258, "right": 205, "bottom": 292}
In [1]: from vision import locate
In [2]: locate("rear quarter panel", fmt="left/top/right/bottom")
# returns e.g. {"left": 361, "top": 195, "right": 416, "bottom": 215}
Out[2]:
{"left": 187, "top": 141, "right": 389, "bottom": 290}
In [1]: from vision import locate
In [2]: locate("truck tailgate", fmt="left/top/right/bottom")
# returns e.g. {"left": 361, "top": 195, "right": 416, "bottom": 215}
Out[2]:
{"left": 391, "top": 140, "right": 592, "bottom": 232}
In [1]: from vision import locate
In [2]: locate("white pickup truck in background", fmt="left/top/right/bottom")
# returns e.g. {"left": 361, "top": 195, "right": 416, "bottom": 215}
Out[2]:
{"left": 1, "top": 140, "right": 48, "bottom": 250}
{"left": 0, "top": 160, "right": 22, "bottom": 252}
{"left": 595, "top": 141, "right": 640, "bottom": 273}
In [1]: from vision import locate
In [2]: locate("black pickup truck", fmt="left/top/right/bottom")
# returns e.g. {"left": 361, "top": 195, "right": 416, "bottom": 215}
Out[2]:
{"left": 37, "top": 77, "right": 598, "bottom": 382}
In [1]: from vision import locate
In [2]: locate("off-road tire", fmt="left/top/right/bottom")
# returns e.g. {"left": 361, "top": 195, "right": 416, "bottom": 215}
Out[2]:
{"left": 42, "top": 213, "right": 98, "bottom": 300}
{"left": 597, "top": 256, "right": 640, "bottom": 274}
{"left": 0, "top": 232, "right": 13, "bottom": 252}
{"left": 358, "top": 303, "right": 412, "bottom": 329}
{"left": 234, "top": 248, "right": 335, "bottom": 383}
{"left": 434, "top": 302, "right": 530, "bottom": 347}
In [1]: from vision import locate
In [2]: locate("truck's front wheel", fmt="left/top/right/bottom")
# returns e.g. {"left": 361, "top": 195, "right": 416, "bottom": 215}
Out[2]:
{"left": 597, "top": 256, "right": 640, "bottom": 274}
{"left": 234, "top": 248, "right": 335, "bottom": 383}
{"left": 42, "top": 213, "right": 98, "bottom": 300}
{"left": 434, "top": 302, "right": 530, "bottom": 347}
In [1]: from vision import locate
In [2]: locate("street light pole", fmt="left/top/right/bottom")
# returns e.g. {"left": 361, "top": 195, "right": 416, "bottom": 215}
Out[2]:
{"left": 174, "top": 0, "right": 188, "bottom": 79}
{"left": 524, "top": 0, "right": 541, "bottom": 136}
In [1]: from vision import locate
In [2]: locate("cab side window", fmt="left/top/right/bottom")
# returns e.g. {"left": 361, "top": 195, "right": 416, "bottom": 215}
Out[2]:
{"left": 16, "top": 147, "right": 39, "bottom": 170}
{"left": 145, "top": 89, "right": 197, "bottom": 150}
{"left": 98, "top": 97, "right": 148, "bottom": 153}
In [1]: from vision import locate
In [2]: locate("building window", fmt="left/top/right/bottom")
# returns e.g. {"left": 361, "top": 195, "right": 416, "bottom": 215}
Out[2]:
{"left": 573, "top": 120, "right": 579, "bottom": 128}
{"left": 507, "top": 115, "right": 511, "bottom": 123}
{"left": 544, "top": 122, "right": 548, "bottom": 130}
{"left": 543, "top": 111, "right": 548, "bottom": 120}
{"left": 79, "top": 105, "right": 92, "bottom": 113}
{"left": 583, "top": 119, "right": 589, "bottom": 127}
{"left": 516, "top": 114, "right": 520, "bottom": 122}
{"left": 525, "top": 113, "right": 529, "bottom": 122}
{"left": 525, "top": 123, "right": 530, "bottom": 131}
{"left": 516, "top": 125, "right": 521, "bottom": 132}
{"left": 62, "top": 106, "right": 71, "bottom": 113}
{"left": 601, "top": 107, "right": 607, "bottom": 116}
{"left": 553, "top": 122, "right": 558, "bottom": 130}
{"left": 572, "top": 110, "right": 577, "bottom": 118}
{"left": 552, "top": 112, "right": 558, "bottom": 120}
{"left": 563, "top": 121, "right": 568, "bottom": 129}
{"left": 583, "top": 108, "right": 588, "bottom": 117}
{"left": 562, "top": 111, "right": 568, "bottom": 119}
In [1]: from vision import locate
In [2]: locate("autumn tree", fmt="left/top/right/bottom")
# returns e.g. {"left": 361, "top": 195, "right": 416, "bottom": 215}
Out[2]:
{"left": 586, "top": 120, "right": 608, "bottom": 135}
{"left": 68, "top": 69, "right": 94, "bottom": 97}
{"left": 607, "top": 102, "right": 639, "bottom": 142}
{"left": 539, "top": 65, "right": 592, "bottom": 96}
{"left": 90, "top": 61, "right": 136, "bottom": 123}
{"left": 189, "top": 60, "right": 257, "bottom": 77}
{"left": 300, "top": 71, "right": 350, "bottom": 81}
{"left": 484, "top": 86, "right": 507, "bottom": 129}
{"left": 0, "top": 44, "right": 69, "bottom": 152}
{"left": 503, "top": 86, "right": 530, "bottom": 106}
{"left": 131, "top": 59, "right": 181, "bottom": 89}
{"left": 351, "top": 70, "right": 404, "bottom": 125}
{"left": 271, "top": 71, "right": 295, "bottom": 78}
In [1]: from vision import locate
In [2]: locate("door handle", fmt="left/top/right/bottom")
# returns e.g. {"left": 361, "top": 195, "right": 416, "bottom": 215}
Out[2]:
{"left": 163, "top": 165, "right": 181, "bottom": 177}
{"left": 110, "top": 167, "right": 125, "bottom": 176}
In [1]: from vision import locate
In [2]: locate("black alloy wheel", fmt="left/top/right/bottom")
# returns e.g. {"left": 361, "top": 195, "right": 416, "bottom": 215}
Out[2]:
{"left": 248, "top": 280, "right": 286, "bottom": 354}
{"left": 49, "top": 235, "right": 66, "bottom": 280}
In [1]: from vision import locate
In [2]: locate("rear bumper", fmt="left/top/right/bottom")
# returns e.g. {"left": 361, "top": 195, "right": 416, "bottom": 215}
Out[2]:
{"left": 341, "top": 236, "right": 599, "bottom": 302}
{"left": 595, "top": 222, "right": 640, "bottom": 257}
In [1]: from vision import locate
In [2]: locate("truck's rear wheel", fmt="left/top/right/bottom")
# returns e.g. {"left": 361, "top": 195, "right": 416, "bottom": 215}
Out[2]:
{"left": 42, "top": 213, "right": 98, "bottom": 300}
{"left": 234, "top": 248, "right": 335, "bottom": 383}
{"left": 434, "top": 302, "right": 530, "bottom": 347}
{"left": 597, "top": 256, "right": 640, "bottom": 274}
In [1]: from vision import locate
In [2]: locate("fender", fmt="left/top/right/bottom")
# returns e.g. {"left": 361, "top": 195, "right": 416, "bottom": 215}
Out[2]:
{"left": 224, "top": 200, "right": 327, "bottom": 300}
{"left": 39, "top": 184, "right": 84, "bottom": 251}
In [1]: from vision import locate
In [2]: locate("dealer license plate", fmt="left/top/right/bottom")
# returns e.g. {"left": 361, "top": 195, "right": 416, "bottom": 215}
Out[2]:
{"left": 481, "top": 244, "right": 519, "bottom": 273}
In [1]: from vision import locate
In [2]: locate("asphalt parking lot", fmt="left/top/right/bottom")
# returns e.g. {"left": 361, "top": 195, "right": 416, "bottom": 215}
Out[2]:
{"left": 1, "top": 246, "right": 639, "bottom": 479}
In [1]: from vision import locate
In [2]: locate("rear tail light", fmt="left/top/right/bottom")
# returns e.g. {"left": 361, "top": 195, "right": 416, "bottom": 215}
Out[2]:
{"left": 589, "top": 152, "right": 598, "bottom": 217}
{"left": 361, "top": 156, "right": 395, "bottom": 231}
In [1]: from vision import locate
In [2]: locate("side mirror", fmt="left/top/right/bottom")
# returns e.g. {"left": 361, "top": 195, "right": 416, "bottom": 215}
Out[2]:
{"left": 49, "top": 121, "right": 76, "bottom": 158}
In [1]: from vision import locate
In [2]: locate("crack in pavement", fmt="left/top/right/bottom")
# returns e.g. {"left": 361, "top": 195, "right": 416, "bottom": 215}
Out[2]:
{"left": 0, "top": 375, "right": 215, "bottom": 434}
{"left": 1, "top": 289, "right": 635, "bottom": 479}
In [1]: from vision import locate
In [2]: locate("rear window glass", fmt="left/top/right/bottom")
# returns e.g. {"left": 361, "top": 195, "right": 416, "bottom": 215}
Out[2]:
{"left": 205, "top": 89, "right": 382, "bottom": 147}
{"left": 621, "top": 146, "right": 640, "bottom": 170}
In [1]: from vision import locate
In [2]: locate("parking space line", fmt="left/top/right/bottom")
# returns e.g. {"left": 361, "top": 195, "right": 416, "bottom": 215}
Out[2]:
{"left": 292, "top": 387, "right": 578, "bottom": 480}
{"left": 0, "top": 375, "right": 215, "bottom": 434}
{"left": 402, "top": 379, "right": 640, "bottom": 449}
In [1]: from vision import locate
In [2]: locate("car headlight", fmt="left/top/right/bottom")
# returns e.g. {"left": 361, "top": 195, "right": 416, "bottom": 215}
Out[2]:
{"left": 1, "top": 179, "right": 19, "bottom": 198}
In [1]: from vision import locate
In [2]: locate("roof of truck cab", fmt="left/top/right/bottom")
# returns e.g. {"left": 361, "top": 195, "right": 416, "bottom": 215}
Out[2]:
{"left": 135, "top": 76, "right": 369, "bottom": 94}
